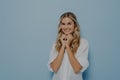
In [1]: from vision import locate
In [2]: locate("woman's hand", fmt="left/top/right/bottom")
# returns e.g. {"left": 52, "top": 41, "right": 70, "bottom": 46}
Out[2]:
{"left": 60, "top": 34, "right": 73, "bottom": 48}
{"left": 66, "top": 34, "right": 73, "bottom": 47}
{"left": 60, "top": 34, "right": 67, "bottom": 48}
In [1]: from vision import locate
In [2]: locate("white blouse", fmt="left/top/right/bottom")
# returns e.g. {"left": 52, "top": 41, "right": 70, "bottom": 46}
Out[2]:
{"left": 48, "top": 38, "right": 89, "bottom": 80}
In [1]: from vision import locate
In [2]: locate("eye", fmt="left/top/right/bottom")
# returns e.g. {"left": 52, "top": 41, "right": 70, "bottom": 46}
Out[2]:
{"left": 68, "top": 22, "right": 71, "bottom": 25}
{"left": 61, "top": 22, "right": 65, "bottom": 25}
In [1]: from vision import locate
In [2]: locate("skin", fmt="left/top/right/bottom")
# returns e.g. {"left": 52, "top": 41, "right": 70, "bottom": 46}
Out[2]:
{"left": 61, "top": 17, "right": 75, "bottom": 35}
{"left": 50, "top": 17, "right": 83, "bottom": 73}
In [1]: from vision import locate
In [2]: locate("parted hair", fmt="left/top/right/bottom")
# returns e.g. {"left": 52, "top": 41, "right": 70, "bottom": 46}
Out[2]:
{"left": 55, "top": 12, "right": 81, "bottom": 54}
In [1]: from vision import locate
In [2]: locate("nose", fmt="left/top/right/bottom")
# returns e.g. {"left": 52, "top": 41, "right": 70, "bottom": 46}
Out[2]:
{"left": 64, "top": 24, "right": 68, "bottom": 28}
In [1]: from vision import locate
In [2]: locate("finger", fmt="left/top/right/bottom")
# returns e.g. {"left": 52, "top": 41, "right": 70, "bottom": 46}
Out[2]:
{"left": 68, "top": 34, "right": 72, "bottom": 37}
{"left": 62, "top": 34, "right": 67, "bottom": 40}
{"left": 63, "top": 38, "right": 65, "bottom": 40}
{"left": 68, "top": 34, "right": 73, "bottom": 39}
{"left": 65, "top": 38, "right": 67, "bottom": 41}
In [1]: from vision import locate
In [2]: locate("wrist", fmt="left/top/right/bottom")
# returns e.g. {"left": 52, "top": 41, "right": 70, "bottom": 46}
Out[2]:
{"left": 62, "top": 45, "right": 66, "bottom": 49}
{"left": 66, "top": 44, "right": 70, "bottom": 49}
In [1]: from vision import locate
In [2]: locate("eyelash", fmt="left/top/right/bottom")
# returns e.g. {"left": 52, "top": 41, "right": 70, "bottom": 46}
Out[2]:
{"left": 61, "top": 23, "right": 71, "bottom": 25}
{"left": 68, "top": 23, "right": 71, "bottom": 25}
{"left": 61, "top": 23, "right": 65, "bottom": 25}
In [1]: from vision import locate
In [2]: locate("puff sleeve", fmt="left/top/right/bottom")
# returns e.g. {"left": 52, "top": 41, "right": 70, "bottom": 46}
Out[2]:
{"left": 75, "top": 38, "right": 89, "bottom": 72}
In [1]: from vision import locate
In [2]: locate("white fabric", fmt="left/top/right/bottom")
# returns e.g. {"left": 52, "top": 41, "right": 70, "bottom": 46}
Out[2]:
{"left": 48, "top": 38, "right": 89, "bottom": 80}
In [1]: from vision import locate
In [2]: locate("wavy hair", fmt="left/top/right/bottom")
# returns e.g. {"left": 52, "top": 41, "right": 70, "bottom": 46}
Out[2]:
{"left": 55, "top": 12, "right": 81, "bottom": 54}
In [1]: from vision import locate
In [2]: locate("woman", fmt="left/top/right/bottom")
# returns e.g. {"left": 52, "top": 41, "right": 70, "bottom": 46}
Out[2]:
{"left": 48, "top": 12, "right": 89, "bottom": 80}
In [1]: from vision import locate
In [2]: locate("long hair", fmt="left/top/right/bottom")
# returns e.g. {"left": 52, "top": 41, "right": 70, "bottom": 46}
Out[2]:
{"left": 55, "top": 12, "right": 81, "bottom": 54}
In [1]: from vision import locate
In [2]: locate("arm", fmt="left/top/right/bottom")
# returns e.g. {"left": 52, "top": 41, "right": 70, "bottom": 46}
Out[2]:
{"left": 65, "top": 34, "right": 83, "bottom": 73}
{"left": 50, "top": 34, "right": 67, "bottom": 72}
{"left": 66, "top": 45, "right": 83, "bottom": 74}
{"left": 50, "top": 45, "right": 65, "bottom": 73}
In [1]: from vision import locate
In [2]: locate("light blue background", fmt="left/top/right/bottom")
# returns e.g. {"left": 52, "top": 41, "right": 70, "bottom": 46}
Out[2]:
{"left": 0, "top": 0, "right": 120, "bottom": 80}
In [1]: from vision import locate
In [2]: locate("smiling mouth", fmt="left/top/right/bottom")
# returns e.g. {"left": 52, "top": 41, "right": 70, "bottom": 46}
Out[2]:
{"left": 64, "top": 29, "right": 71, "bottom": 32}
{"left": 64, "top": 30, "right": 69, "bottom": 32}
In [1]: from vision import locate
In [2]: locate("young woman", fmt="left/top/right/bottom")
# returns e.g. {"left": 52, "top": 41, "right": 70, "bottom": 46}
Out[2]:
{"left": 48, "top": 12, "right": 89, "bottom": 80}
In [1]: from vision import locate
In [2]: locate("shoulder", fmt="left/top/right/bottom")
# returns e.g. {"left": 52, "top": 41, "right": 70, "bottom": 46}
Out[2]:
{"left": 79, "top": 37, "right": 89, "bottom": 49}
{"left": 75, "top": 38, "right": 89, "bottom": 55}
{"left": 51, "top": 41, "right": 56, "bottom": 47}
{"left": 80, "top": 38, "right": 89, "bottom": 46}
{"left": 51, "top": 41, "right": 56, "bottom": 49}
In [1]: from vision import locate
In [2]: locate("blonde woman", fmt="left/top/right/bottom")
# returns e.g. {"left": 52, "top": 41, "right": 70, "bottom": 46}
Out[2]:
{"left": 48, "top": 12, "right": 89, "bottom": 80}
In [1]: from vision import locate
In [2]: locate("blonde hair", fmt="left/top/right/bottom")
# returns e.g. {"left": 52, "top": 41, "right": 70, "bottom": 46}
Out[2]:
{"left": 55, "top": 12, "right": 81, "bottom": 54}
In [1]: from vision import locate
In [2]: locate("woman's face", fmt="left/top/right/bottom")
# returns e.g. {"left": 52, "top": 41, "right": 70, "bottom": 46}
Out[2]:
{"left": 60, "top": 17, "right": 75, "bottom": 35}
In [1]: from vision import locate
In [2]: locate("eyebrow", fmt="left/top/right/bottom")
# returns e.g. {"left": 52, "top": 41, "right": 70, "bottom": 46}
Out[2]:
{"left": 61, "top": 21, "right": 72, "bottom": 23}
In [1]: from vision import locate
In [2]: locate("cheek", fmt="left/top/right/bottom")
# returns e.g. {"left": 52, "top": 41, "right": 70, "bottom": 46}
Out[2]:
{"left": 60, "top": 26, "right": 65, "bottom": 32}
{"left": 60, "top": 25, "right": 64, "bottom": 29}
{"left": 70, "top": 25, "right": 74, "bottom": 30}
{"left": 71, "top": 28, "right": 74, "bottom": 33}
{"left": 61, "top": 26, "right": 64, "bottom": 30}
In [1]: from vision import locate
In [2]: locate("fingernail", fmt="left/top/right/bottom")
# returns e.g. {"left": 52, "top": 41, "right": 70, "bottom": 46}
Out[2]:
{"left": 65, "top": 38, "right": 67, "bottom": 41}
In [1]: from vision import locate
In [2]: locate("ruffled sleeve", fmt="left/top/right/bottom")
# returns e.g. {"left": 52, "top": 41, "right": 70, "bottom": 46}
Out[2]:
{"left": 75, "top": 38, "right": 89, "bottom": 72}
{"left": 48, "top": 43, "right": 58, "bottom": 72}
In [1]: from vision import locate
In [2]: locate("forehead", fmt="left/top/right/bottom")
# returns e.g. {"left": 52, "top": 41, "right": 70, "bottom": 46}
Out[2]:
{"left": 61, "top": 17, "right": 73, "bottom": 23}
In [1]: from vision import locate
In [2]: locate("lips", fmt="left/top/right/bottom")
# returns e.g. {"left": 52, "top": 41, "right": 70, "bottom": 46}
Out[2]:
{"left": 64, "top": 29, "right": 71, "bottom": 32}
{"left": 62, "top": 28, "right": 73, "bottom": 34}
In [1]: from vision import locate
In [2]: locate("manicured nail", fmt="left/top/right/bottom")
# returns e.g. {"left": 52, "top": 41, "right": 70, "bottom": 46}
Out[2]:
{"left": 65, "top": 38, "right": 67, "bottom": 41}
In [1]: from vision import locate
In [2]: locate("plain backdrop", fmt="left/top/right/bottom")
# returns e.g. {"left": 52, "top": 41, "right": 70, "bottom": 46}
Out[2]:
{"left": 0, "top": 0, "right": 120, "bottom": 80}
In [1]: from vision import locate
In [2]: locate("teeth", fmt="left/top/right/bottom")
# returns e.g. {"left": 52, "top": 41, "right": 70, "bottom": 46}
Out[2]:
{"left": 65, "top": 30, "right": 70, "bottom": 32}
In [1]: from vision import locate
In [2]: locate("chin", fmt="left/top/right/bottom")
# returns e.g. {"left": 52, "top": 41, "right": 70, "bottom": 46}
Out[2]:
{"left": 64, "top": 32, "right": 72, "bottom": 35}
